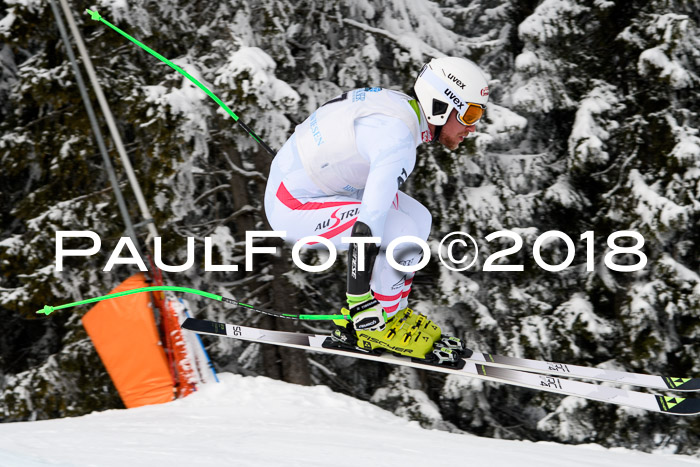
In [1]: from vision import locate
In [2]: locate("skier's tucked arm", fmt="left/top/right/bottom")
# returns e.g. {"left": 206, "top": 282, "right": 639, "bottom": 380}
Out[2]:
{"left": 354, "top": 114, "right": 417, "bottom": 242}
{"left": 344, "top": 114, "right": 416, "bottom": 332}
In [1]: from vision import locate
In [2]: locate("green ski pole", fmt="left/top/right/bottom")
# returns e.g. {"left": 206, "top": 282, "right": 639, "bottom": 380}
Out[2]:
{"left": 37, "top": 286, "right": 349, "bottom": 321}
{"left": 85, "top": 9, "right": 276, "bottom": 156}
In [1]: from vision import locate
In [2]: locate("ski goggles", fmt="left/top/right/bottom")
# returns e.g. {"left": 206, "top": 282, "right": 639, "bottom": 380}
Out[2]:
{"left": 456, "top": 103, "right": 486, "bottom": 126}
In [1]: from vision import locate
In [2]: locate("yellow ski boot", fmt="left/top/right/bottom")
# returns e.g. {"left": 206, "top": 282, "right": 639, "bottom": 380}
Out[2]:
{"left": 330, "top": 308, "right": 467, "bottom": 366}
{"left": 394, "top": 307, "right": 472, "bottom": 358}
{"left": 393, "top": 308, "right": 441, "bottom": 341}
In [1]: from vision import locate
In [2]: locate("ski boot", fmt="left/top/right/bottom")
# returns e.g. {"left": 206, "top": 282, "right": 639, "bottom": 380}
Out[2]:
{"left": 327, "top": 308, "right": 468, "bottom": 368}
{"left": 393, "top": 308, "right": 441, "bottom": 341}
{"left": 396, "top": 307, "right": 473, "bottom": 359}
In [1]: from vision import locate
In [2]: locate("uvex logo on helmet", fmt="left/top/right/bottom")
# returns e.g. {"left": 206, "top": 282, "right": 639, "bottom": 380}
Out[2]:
{"left": 481, "top": 86, "right": 489, "bottom": 96}
{"left": 443, "top": 89, "right": 465, "bottom": 109}
{"left": 447, "top": 73, "right": 466, "bottom": 89}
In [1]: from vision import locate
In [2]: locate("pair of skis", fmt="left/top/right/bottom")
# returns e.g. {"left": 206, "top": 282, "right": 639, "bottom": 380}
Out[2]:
{"left": 181, "top": 317, "right": 700, "bottom": 416}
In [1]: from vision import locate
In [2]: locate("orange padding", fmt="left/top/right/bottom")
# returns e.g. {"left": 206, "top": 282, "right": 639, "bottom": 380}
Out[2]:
{"left": 82, "top": 273, "right": 174, "bottom": 408}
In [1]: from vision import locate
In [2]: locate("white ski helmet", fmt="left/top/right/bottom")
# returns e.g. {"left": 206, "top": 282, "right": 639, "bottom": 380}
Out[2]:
{"left": 414, "top": 57, "right": 489, "bottom": 127}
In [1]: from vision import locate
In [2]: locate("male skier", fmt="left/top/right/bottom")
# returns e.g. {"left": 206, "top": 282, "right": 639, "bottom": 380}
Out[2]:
{"left": 265, "top": 57, "right": 489, "bottom": 365}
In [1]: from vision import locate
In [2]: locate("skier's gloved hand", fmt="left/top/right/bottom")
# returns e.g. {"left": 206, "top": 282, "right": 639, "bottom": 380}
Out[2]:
{"left": 347, "top": 292, "right": 387, "bottom": 332}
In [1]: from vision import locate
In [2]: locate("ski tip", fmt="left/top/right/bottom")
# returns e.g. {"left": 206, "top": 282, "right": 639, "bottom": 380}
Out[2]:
{"left": 85, "top": 9, "right": 102, "bottom": 21}
{"left": 656, "top": 395, "right": 700, "bottom": 415}
{"left": 664, "top": 377, "right": 700, "bottom": 391}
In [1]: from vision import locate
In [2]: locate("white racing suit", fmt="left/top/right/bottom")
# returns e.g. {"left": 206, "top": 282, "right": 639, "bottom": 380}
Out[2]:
{"left": 264, "top": 88, "right": 433, "bottom": 318}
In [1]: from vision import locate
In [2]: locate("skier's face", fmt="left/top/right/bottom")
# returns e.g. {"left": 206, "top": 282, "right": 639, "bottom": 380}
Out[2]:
{"left": 438, "top": 109, "right": 476, "bottom": 150}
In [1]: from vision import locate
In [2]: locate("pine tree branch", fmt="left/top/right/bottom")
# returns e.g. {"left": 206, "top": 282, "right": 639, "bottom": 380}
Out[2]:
{"left": 223, "top": 153, "right": 267, "bottom": 181}
{"left": 193, "top": 183, "right": 231, "bottom": 205}
{"left": 340, "top": 17, "right": 444, "bottom": 59}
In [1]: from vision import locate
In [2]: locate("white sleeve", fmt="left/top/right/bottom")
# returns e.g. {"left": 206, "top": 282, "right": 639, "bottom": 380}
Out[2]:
{"left": 354, "top": 114, "right": 416, "bottom": 242}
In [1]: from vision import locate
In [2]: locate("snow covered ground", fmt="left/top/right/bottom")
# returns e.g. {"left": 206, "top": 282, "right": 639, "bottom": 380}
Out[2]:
{"left": 0, "top": 373, "right": 698, "bottom": 467}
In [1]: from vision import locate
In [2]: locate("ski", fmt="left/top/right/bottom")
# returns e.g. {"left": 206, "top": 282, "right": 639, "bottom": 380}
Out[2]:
{"left": 465, "top": 352, "right": 700, "bottom": 392}
{"left": 181, "top": 317, "right": 700, "bottom": 416}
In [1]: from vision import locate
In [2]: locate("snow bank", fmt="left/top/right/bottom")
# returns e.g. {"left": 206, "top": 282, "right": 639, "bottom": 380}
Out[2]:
{"left": 0, "top": 373, "right": 699, "bottom": 467}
